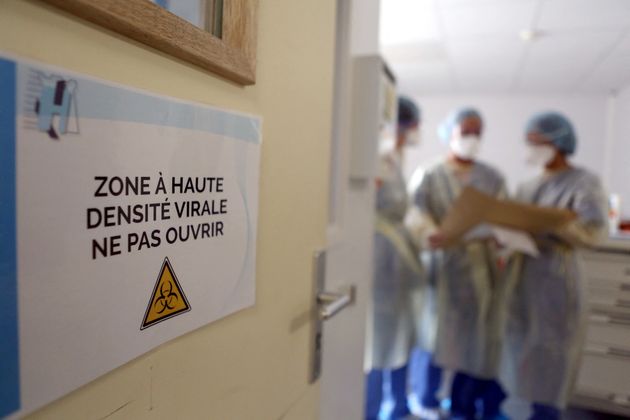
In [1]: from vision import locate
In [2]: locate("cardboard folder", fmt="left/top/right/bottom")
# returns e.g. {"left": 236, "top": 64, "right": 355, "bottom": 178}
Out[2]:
{"left": 440, "top": 186, "right": 576, "bottom": 246}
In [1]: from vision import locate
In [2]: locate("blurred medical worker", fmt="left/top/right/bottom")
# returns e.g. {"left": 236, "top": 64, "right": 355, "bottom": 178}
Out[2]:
{"left": 364, "top": 96, "right": 424, "bottom": 420}
{"left": 500, "top": 112, "right": 607, "bottom": 420}
{"left": 407, "top": 108, "right": 507, "bottom": 420}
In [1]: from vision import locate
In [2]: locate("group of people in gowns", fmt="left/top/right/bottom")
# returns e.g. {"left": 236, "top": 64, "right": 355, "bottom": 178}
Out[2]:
{"left": 364, "top": 97, "right": 608, "bottom": 420}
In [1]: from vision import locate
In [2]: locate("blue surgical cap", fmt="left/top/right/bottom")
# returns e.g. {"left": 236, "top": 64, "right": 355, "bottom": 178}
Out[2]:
{"left": 438, "top": 107, "right": 483, "bottom": 142}
{"left": 398, "top": 96, "right": 421, "bottom": 127}
{"left": 526, "top": 112, "right": 577, "bottom": 155}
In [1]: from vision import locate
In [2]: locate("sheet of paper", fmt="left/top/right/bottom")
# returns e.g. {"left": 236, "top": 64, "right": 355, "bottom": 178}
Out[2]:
{"left": 463, "top": 223, "right": 539, "bottom": 256}
{"left": 490, "top": 225, "right": 540, "bottom": 257}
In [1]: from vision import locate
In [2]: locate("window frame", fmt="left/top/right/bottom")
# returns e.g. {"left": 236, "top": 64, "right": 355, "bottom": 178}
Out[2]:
{"left": 41, "top": 0, "right": 258, "bottom": 85}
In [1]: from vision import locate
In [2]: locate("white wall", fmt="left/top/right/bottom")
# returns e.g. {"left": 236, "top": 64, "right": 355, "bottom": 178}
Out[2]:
{"left": 403, "top": 94, "right": 610, "bottom": 195}
{"left": 608, "top": 85, "right": 630, "bottom": 219}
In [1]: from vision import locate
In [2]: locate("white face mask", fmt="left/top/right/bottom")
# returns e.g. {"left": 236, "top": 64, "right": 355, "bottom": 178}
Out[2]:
{"left": 379, "top": 137, "right": 395, "bottom": 154}
{"left": 450, "top": 133, "right": 480, "bottom": 159}
{"left": 404, "top": 128, "right": 421, "bottom": 146}
{"left": 526, "top": 144, "right": 556, "bottom": 166}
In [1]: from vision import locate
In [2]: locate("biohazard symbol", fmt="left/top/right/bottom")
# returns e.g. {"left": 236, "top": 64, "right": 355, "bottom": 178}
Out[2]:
{"left": 140, "top": 257, "right": 191, "bottom": 330}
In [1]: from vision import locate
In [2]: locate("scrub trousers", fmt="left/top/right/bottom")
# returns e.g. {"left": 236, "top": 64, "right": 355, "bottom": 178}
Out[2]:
{"left": 530, "top": 403, "right": 561, "bottom": 420}
{"left": 365, "top": 365, "right": 411, "bottom": 420}
{"left": 450, "top": 372, "right": 506, "bottom": 420}
{"left": 409, "top": 349, "right": 443, "bottom": 409}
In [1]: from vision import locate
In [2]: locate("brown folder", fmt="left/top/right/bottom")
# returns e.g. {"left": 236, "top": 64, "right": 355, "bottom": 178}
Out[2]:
{"left": 440, "top": 186, "right": 576, "bottom": 246}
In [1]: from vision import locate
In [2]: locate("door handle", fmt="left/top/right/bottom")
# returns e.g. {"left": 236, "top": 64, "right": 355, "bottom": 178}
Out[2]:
{"left": 310, "top": 250, "right": 356, "bottom": 383}
{"left": 318, "top": 286, "right": 356, "bottom": 320}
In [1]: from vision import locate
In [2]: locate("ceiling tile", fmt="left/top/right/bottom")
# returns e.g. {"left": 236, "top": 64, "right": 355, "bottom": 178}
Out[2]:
{"left": 516, "top": 67, "right": 583, "bottom": 92}
{"left": 447, "top": 38, "right": 524, "bottom": 91}
{"left": 515, "top": 32, "right": 621, "bottom": 91}
{"left": 446, "top": 37, "right": 525, "bottom": 65}
{"left": 379, "top": 0, "right": 439, "bottom": 46}
{"left": 440, "top": 1, "right": 539, "bottom": 39}
{"left": 394, "top": 61, "right": 454, "bottom": 95}
{"left": 380, "top": 0, "right": 630, "bottom": 94}
{"left": 612, "top": 33, "right": 630, "bottom": 56}
{"left": 392, "top": 60, "right": 452, "bottom": 79}
{"left": 537, "top": 0, "right": 630, "bottom": 31}
{"left": 455, "top": 72, "right": 516, "bottom": 93}
{"left": 439, "top": 0, "right": 540, "bottom": 5}
{"left": 382, "top": 41, "right": 448, "bottom": 64}
{"left": 517, "top": 59, "right": 596, "bottom": 93}
{"left": 584, "top": 54, "right": 630, "bottom": 92}
{"left": 523, "top": 31, "right": 622, "bottom": 68}
{"left": 399, "top": 78, "right": 454, "bottom": 95}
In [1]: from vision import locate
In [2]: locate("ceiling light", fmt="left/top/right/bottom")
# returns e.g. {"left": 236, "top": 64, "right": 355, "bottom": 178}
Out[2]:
{"left": 519, "top": 29, "right": 543, "bottom": 42}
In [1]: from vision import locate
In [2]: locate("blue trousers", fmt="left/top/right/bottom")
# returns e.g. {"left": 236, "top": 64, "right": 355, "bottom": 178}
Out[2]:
{"left": 409, "top": 349, "right": 443, "bottom": 409}
{"left": 365, "top": 365, "right": 411, "bottom": 420}
{"left": 530, "top": 403, "right": 561, "bottom": 420}
{"left": 450, "top": 372, "right": 507, "bottom": 419}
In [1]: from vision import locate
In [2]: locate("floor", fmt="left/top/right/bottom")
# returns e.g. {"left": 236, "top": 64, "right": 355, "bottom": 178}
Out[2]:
{"left": 504, "top": 398, "right": 628, "bottom": 419}
{"left": 564, "top": 407, "right": 627, "bottom": 419}
{"left": 372, "top": 351, "right": 629, "bottom": 419}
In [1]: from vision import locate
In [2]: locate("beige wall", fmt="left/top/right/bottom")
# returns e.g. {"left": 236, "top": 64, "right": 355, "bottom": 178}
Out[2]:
{"left": 0, "top": 0, "right": 336, "bottom": 418}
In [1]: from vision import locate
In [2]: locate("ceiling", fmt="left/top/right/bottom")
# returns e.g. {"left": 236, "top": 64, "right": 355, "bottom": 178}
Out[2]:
{"left": 379, "top": 0, "right": 630, "bottom": 95}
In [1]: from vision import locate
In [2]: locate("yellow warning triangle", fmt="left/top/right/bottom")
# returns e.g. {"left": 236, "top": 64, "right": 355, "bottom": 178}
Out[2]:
{"left": 141, "top": 257, "right": 191, "bottom": 330}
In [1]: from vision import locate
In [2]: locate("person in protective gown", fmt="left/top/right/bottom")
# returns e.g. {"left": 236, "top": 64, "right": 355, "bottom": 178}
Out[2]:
{"left": 499, "top": 112, "right": 608, "bottom": 420}
{"left": 407, "top": 108, "right": 507, "bottom": 420}
{"left": 364, "top": 96, "right": 424, "bottom": 420}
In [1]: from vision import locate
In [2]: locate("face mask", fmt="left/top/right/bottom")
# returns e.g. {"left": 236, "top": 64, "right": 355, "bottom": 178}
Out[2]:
{"left": 526, "top": 144, "right": 556, "bottom": 166}
{"left": 404, "top": 128, "right": 421, "bottom": 146}
{"left": 450, "top": 133, "right": 480, "bottom": 159}
{"left": 379, "top": 137, "right": 395, "bottom": 154}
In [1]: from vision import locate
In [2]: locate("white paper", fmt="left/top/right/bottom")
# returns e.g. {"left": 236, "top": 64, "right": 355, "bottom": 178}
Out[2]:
{"left": 492, "top": 225, "right": 539, "bottom": 257}
{"left": 465, "top": 223, "right": 539, "bottom": 256}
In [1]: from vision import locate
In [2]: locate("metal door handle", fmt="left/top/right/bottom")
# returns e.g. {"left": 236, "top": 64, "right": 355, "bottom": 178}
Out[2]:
{"left": 310, "top": 250, "right": 357, "bottom": 383}
{"left": 318, "top": 286, "right": 356, "bottom": 320}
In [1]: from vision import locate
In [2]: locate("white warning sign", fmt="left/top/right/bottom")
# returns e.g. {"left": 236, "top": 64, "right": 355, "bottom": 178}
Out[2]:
{"left": 0, "top": 53, "right": 261, "bottom": 418}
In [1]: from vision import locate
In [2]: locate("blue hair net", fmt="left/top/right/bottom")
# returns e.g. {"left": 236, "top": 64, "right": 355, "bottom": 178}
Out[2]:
{"left": 438, "top": 107, "right": 482, "bottom": 143}
{"left": 398, "top": 96, "right": 421, "bottom": 127}
{"left": 526, "top": 112, "right": 577, "bottom": 155}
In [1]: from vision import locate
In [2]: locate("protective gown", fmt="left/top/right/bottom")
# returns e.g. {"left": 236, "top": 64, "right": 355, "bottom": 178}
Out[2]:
{"left": 365, "top": 152, "right": 425, "bottom": 370}
{"left": 500, "top": 167, "right": 608, "bottom": 408}
{"left": 409, "top": 159, "right": 506, "bottom": 378}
